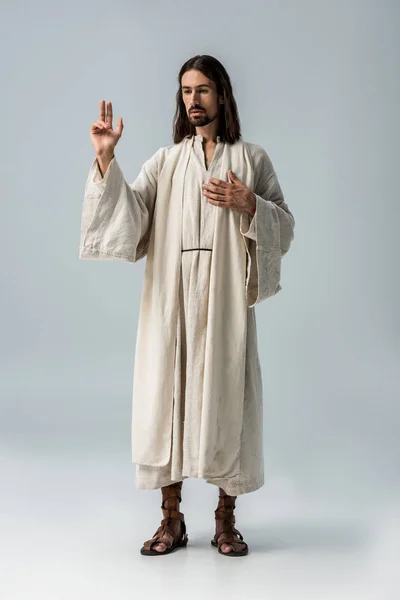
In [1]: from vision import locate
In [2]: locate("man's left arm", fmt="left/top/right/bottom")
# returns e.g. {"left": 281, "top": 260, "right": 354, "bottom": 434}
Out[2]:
{"left": 240, "top": 147, "right": 295, "bottom": 256}
{"left": 239, "top": 146, "right": 295, "bottom": 305}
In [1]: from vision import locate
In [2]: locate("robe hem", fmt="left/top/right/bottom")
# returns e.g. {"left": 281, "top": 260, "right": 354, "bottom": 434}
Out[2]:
{"left": 134, "top": 473, "right": 265, "bottom": 496}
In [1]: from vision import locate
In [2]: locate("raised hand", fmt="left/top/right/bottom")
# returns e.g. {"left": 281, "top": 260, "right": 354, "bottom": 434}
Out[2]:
{"left": 90, "top": 100, "right": 123, "bottom": 158}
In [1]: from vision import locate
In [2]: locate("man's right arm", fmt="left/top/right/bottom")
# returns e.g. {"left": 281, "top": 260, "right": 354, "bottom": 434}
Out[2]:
{"left": 79, "top": 147, "right": 166, "bottom": 263}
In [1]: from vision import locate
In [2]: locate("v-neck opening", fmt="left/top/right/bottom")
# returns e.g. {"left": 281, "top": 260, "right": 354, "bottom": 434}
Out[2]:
{"left": 193, "top": 135, "right": 222, "bottom": 172}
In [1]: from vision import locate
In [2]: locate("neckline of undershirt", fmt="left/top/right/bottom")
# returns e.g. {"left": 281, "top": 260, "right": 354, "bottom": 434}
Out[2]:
{"left": 194, "top": 134, "right": 222, "bottom": 143}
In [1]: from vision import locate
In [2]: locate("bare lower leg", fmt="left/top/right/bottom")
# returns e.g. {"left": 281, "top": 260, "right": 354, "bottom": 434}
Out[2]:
{"left": 153, "top": 482, "right": 183, "bottom": 553}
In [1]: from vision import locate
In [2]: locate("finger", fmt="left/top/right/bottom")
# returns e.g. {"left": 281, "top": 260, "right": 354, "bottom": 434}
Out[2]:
{"left": 207, "top": 197, "right": 228, "bottom": 208}
{"left": 202, "top": 183, "right": 226, "bottom": 194}
{"left": 204, "top": 189, "right": 227, "bottom": 201}
{"left": 203, "top": 184, "right": 226, "bottom": 196}
{"left": 115, "top": 116, "right": 124, "bottom": 136}
{"left": 106, "top": 101, "right": 113, "bottom": 126}
{"left": 91, "top": 122, "right": 102, "bottom": 132}
{"left": 100, "top": 100, "right": 105, "bottom": 122}
{"left": 208, "top": 178, "right": 228, "bottom": 187}
{"left": 228, "top": 170, "right": 242, "bottom": 183}
{"left": 92, "top": 120, "right": 106, "bottom": 130}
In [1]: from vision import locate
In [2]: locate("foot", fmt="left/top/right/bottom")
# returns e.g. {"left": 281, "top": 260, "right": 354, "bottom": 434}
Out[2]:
{"left": 152, "top": 502, "right": 183, "bottom": 552}
{"left": 214, "top": 490, "right": 248, "bottom": 555}
{"left": 142, "top": 482, "right": 185, "bottom": 554}
{"left": 215, "top": 522, "right": 247, "bottom": 554}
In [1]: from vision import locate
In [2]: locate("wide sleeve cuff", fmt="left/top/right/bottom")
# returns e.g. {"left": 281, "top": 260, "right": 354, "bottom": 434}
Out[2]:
{"left": 84, "top": 156, "right": 116, "bottom": 197}
{"left": 239, "top": 201, "right": 258, "bottom": 241}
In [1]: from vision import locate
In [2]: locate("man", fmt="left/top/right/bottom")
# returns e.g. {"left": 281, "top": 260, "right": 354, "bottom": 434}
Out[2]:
{"left": 79, "top": 54, "right": 295, "bottom": 557}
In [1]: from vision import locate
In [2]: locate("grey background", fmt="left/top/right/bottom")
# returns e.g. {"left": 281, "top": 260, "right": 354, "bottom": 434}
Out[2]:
{"left": 1, "top": 0, "right": 399, "bottom": 598}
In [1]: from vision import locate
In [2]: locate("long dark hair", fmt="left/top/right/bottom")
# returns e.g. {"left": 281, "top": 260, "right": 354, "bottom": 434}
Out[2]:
{"left": 172, "top": 55, "right": 242, "bottom": 145}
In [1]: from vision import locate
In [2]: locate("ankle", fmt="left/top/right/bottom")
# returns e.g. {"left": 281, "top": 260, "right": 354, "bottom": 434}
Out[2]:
{"left": 218, "top": 488, "right": 236, "bottom": 501}
{"left": 161, "top": 482, "right": 183, "bottom": 511}
{"left": 163, "top": 497, "right": 180, "bottom": 510}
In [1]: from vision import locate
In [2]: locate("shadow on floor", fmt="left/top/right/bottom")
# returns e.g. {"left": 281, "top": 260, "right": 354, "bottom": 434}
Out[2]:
{"left": 190, "top": 517, "right": 371, "bottom": 553}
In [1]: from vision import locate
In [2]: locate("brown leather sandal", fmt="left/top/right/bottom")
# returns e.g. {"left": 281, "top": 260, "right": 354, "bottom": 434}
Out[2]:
{"left": 211, "top": 494, "right": 249, "bottom": 557}
{"left": 140, "top": 482, "right": 188, "bottom": 556}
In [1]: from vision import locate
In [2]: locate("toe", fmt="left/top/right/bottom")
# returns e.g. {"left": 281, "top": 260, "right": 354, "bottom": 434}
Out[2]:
{"left": 221, "top": 543, "right": 233, "bottom": 553}
{"left": 154, "top": 542, "right": 166, "bottom": 552}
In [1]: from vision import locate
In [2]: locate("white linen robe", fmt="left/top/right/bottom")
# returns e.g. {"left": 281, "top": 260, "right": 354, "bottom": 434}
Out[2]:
{"left": 79, "top": 134, "right": 295, "bottom": 495}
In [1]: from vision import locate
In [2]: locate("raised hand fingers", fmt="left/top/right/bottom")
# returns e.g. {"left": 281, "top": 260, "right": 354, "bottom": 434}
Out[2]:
{"left": 106, "top": 101, "right": 113, "bottom": 126}
{"left": 92, "top": 119, "right": 107, "bottom": 131}
{"left": 99, "top": 100, "right": 105, "bottom": 122}
{"left": 115, "top": 116, "right": 124, "bottom": 136}
{"left": 99, "top": 100, "right": 113, "bottom": 126}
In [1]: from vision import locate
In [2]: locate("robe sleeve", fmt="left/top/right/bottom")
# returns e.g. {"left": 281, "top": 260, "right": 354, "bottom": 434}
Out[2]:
{"left": 240, "top": 146, "right": 295, "bottom": 306}
{"left": 79, "top": 148, "right": 163, "bottom": 263}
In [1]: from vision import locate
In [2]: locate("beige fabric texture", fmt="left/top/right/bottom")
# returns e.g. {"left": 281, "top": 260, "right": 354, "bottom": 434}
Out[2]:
{"left": 79, "top": 134, "right": 295, "bottom": 495}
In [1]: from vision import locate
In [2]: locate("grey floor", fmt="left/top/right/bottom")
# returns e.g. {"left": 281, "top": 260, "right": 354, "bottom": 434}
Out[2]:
{"left": 1, "top": 447, "right": 398, "bottom": 600}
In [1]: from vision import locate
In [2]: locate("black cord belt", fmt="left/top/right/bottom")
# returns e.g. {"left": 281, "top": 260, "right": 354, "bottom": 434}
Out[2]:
{"left": 182, "top": 248, "right": 212, "bottom": 252}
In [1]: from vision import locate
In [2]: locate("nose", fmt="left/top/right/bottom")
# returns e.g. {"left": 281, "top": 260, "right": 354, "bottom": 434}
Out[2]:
{"left": 190, "top": 90, "right": 200, "bottom": 105}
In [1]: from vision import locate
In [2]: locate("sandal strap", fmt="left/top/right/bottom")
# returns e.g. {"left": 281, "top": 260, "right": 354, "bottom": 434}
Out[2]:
{"left": 214, "top": 509, "right": 236, "bottom": 522}
{"left": 217, "top": 495, "right": 236, "bottom": 509}
{"left": 161, "top": 481, "right": 183, "bottom": 505}
{"left": 161, "top": 508, "right": 185, "bottom": 521}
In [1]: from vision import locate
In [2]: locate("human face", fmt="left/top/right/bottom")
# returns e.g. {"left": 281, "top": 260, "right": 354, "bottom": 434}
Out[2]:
{"left": 181, "top": 69, "right": 222, "bottom": 128}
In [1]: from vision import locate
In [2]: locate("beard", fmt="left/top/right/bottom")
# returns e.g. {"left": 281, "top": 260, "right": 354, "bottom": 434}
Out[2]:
{"left": 188, "top": 110, "right": 217, "bottom": 127}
